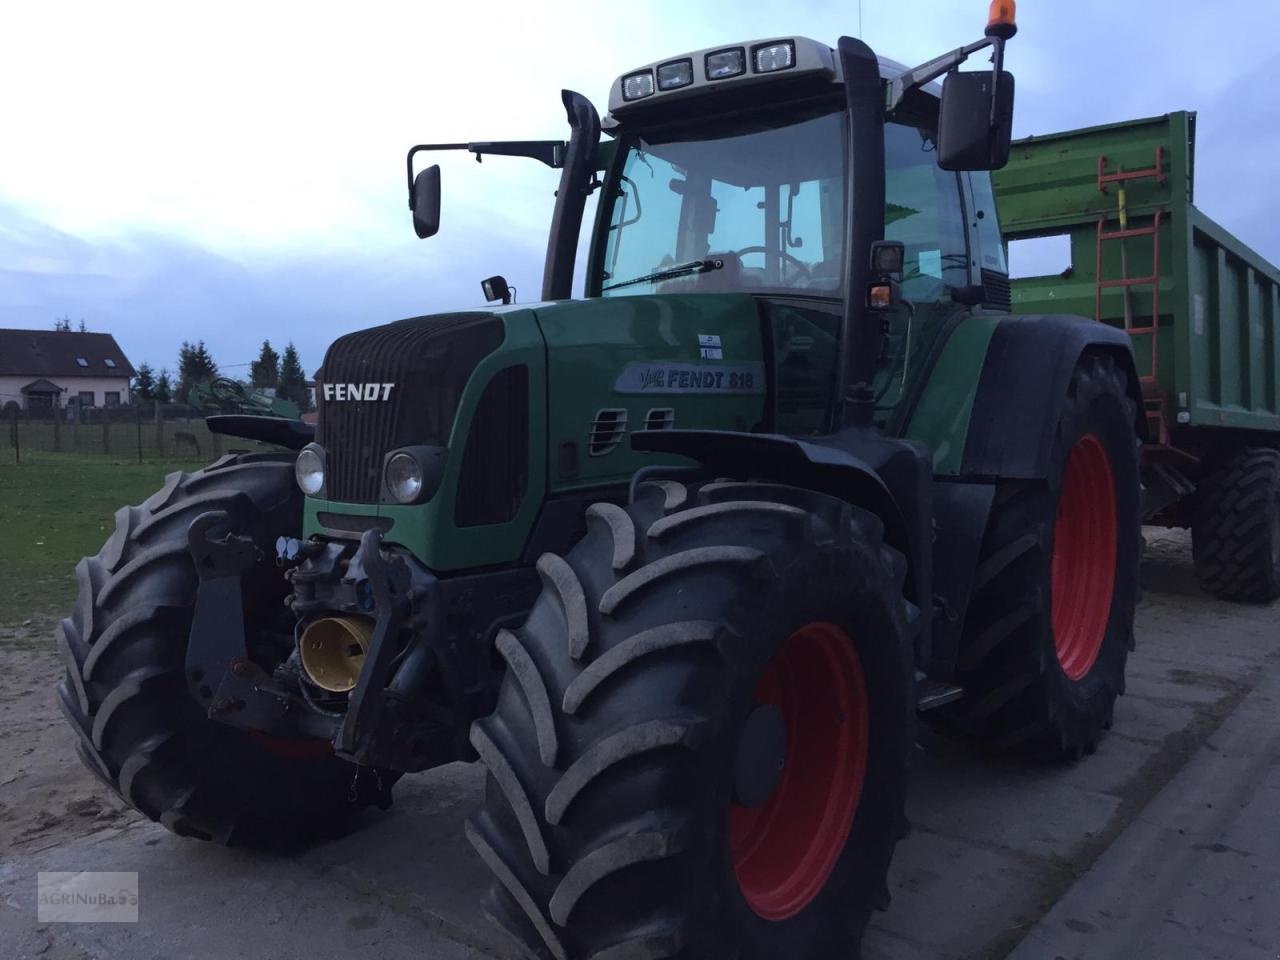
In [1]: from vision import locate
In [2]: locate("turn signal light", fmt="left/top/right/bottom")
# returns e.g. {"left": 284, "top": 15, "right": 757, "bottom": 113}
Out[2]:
{"left": 986, "top": 0, "right": 1017, "bottom": 39}
{"left": 867, "top": 283, "right": 894, "bottom": 310}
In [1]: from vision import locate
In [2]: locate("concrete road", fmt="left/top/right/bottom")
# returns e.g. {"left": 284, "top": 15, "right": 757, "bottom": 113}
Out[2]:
{"left": 1, "top": 528, "right": 1276, "bottom": 959}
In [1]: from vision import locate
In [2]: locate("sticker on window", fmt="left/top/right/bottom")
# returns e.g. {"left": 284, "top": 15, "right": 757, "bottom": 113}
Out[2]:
{"left": 918, "top": 249, "right": 942, "bottom": 279}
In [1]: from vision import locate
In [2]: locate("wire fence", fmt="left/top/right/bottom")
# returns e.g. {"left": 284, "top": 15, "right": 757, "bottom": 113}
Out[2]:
{"left": 2, "top": 402, "right": 239, "bottom": 465}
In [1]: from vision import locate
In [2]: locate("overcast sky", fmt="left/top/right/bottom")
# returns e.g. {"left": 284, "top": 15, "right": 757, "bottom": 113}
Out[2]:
{"left": 2, "top": 0, "right": 1277, "bottom": 378}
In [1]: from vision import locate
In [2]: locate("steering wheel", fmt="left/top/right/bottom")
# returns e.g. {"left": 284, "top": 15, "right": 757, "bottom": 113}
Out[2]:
{"left": 733, "top": 246, "right": 810, "bottom": 279}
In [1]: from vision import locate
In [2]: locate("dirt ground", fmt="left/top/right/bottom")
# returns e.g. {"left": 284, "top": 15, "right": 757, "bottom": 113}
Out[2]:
{"left": 0, "top": 528, "right": 1276, "bottom": 959}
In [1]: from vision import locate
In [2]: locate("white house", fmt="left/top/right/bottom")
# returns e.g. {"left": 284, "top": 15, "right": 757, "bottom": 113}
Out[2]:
{"left": 0, "top": 328, "right": 136, "bottom": 412}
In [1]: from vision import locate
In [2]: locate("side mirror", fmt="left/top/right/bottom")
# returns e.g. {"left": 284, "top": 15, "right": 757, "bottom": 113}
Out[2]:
{"left": 412, "top": 165, "right": 441, "bottom": 239}
{"left": 937, "top": 70, "right": 1015, "bottom": 171}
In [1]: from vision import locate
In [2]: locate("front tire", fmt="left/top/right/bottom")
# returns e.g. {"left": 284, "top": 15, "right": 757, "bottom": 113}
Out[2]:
{"left": 943, "top": 353, "right": 1141, "bottom": 757}
{"left": 468, "top": 481, "right": 914, "bottom": 960}
{"left": 55, "top": 453, "right": 391, "bottom": 848}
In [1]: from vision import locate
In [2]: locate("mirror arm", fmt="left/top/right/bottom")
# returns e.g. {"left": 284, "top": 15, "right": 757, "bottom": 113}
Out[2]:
{"left": 887, "top": 35, "right": 995, "bottom": 113}
{"left": 406, "top": 143, "right": 467, "bottom": 209}
{"left": 405, "top": 141, "right": 567, "bottom": 209}
{"left": 988, "top": 36, "right": 1006, "bottom": 126}
{"left": 467, "top": 141, "right": 566, "bottom": 168}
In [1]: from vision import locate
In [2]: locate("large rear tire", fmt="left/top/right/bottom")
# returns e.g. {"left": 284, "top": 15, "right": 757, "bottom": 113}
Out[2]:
{"left": 55, "top": 453, "right": 392, "bottom": 848}
{"left": 1192, "top": 446, "right": 1280, "bottom": 602}
{"left": 468, "top": 480, "right": 914, "bottom": 959}
{"left": 943, "top": 353, "right": 1141, "bottom": 757}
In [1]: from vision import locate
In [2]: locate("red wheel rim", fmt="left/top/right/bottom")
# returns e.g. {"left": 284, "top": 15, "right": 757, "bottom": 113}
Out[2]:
{"left": 247, "top": 729, "right": 334, "bottom": 759}
{"left": 1051, "top": 434, "right": 1117, "bottom": 681}
{"left": 729, "top": 621, "right": 869, "bottom": 921}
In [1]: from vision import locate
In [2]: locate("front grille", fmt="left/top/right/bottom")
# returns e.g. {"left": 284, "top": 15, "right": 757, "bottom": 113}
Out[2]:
{"left": 455, "top": 365, "right": 529, "bottom": 527}
{"left": 982, "top": 268, "right": 1012, "bottom": 312}
{"left": 316, "top": 512, "right": 394, "bottom": 535}
{"left": 316, "top": 313, "right": 504, "bottom": 502}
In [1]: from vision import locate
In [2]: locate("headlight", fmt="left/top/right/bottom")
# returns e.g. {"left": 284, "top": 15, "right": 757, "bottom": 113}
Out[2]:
{"left": 705, "top": 48, "right": 746, "bottom": 80}
{"left": 385, "top": 452, "right": 424, "bottom": 504}
{"left": 295, "top": 445, "right": 326, "bottom": 496}
{"left": 753, "top": 41, "right": 795, "bottom": 73}
{"left": 657, "top": 59, "right": 694, "bottom": 91}
{"left": 621, "top": 70, "right": 655, "bottom": 101}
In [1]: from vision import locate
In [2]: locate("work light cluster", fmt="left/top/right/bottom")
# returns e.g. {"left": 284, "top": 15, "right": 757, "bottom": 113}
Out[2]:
{"left": 621, "top": 40, "right": 796, "bottom": 101}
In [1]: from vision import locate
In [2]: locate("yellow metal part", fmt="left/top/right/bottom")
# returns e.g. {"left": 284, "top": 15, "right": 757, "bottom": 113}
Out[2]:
{"left": 298, "top": 616, "right": 375, "bottom": 693}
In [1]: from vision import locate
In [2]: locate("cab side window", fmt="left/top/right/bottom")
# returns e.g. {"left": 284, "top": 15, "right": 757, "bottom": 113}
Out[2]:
{"left": 884, "top": 121, "right": 968, "bottom": 301}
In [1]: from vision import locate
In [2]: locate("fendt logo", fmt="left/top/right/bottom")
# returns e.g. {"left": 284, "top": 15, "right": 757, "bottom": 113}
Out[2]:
{"left": 322, "top": 382, "right": 395, "bottom": 401}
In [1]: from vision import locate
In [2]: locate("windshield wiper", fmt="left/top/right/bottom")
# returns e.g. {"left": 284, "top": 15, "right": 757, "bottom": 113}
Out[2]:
{"left": 602, "top": 257, "right": 725, "bottom": 292}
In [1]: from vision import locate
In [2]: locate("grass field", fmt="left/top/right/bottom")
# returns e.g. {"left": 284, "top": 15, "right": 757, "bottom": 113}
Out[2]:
{"left": 0, "top": 452, "right": 203, "bottom": 627}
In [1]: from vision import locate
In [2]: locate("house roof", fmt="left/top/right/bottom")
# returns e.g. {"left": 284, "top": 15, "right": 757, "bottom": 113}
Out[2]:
{"left": 0, "top": 328, "right": 136, "bottom": 379}
{"left": 21, "top": 378, "right": 63, "bottom": 394}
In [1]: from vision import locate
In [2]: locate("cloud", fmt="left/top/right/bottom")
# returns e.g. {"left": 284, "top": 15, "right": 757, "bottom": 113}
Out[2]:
{"left": 1, "top": 0, "right": 1277, "bottom": 375}
{"left": 0, "top": 200, "right": 545, "bottom": 374}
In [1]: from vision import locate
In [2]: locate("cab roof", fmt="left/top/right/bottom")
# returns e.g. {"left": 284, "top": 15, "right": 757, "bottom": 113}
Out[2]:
{"left": 605, "top": 36, "right": 937, "bottom": 122}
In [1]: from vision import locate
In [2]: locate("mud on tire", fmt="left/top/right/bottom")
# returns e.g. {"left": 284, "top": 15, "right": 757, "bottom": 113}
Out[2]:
{"left": 55, "top": 452, "right": 389, "bottom": 848}
{"left": 468, "top": 480, "right": 915, "bottom": 960}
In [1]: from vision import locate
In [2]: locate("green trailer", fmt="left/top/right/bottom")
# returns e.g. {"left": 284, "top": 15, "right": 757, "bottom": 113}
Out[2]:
{"left": 995, "top": 112, "right": 1280, "bottom": 600}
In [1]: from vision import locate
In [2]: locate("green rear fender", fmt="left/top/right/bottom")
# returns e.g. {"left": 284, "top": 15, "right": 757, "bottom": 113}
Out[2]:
{"left": 904, "top": 314, "right": 1002, "bottom": 475}
{"left": 907, "top": 312, "right": 1142, "bottom": 480}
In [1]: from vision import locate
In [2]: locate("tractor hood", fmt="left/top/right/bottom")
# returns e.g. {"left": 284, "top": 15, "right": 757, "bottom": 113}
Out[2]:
{"left": 305, "top": 293, "right": 771, "bottom": 571}
{"left": 527, "top": 293, "right": 769, "bottom": 492}
{"left": 315, "top": 312, "right": 505, "bottom": 503}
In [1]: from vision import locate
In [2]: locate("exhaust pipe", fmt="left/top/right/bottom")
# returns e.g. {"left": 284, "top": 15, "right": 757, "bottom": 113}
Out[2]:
{"left": 298, "top": 616, "right": 375, "bottom": 693}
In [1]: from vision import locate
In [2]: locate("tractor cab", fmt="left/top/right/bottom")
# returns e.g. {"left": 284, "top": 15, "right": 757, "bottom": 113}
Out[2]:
{"left": 587, "top": 40, "right": 1015, "bottom": 436}
{"left": 409, "top": 15, "right": 1016, "bottom": 438}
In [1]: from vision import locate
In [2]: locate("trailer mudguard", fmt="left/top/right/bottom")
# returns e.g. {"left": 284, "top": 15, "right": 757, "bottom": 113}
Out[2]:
{"left": 631, "top": 427, "right": 939, "bottom": 669}
{"left": 960, "top": 314, "right": 1145, "bottom": 479}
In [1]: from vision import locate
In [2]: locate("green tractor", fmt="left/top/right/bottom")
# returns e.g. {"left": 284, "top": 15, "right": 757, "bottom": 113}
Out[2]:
{"left": 55, "top": 6, "right": 1144, "bottom": 958}
{"left": 186, "top": 376, "right": 302, "bottom": 420}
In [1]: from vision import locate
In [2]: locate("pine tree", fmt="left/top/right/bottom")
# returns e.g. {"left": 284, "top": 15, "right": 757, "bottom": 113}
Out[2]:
{"left": 278, "top": 342, "right": 311, "bottom": 412}
{"left": 176, "top": 340, "right": 219, "bottom": 401}
{"left": 250, "top": 340, "right": 281, "bottom": 388}
{"left": 132, "top": 362, "right": 157, "bottom": 401}
{"left": 155, "top": 369, "right": 173, "bottom": 403}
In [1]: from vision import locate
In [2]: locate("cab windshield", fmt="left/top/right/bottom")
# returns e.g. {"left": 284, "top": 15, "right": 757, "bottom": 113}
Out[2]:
{"left": 597, "top": 105, "right": 847, "bottom": 298}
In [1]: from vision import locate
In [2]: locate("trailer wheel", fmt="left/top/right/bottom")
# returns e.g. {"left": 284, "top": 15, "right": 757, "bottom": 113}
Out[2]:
{"left": 55, "top": 453, "right": 393, "bottom": 848}
{"left": 468, "top": 481, "right": 914, "bottom": 959}
{"left": 943, "top": 353, "right": 1141, "bottom": 757}
{"left": 1192, "top": 447, "right": 1280, "bottom": 602}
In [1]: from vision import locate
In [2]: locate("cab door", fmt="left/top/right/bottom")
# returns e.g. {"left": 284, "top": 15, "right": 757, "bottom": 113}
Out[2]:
{"left": 871, "top": 110, "right": 973, "bottom": 433}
